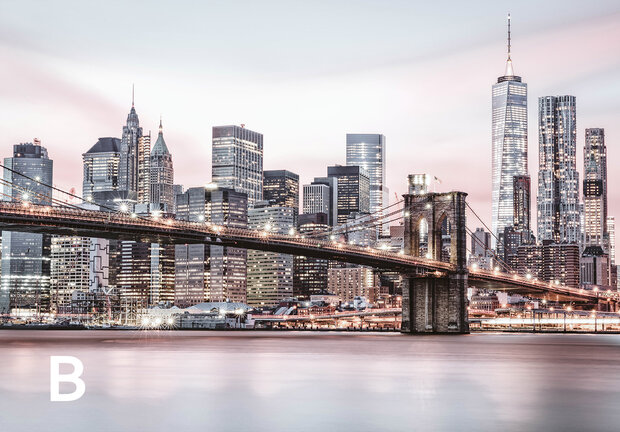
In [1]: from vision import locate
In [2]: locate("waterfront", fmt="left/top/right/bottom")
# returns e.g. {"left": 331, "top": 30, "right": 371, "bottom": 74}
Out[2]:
{"left": 1, "top": 331, "right": 620, "bottom": 432}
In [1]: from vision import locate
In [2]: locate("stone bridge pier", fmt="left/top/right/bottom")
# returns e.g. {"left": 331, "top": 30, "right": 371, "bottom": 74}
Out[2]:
{"left": 401, "top": 192, "right": 469, "bottom": 334}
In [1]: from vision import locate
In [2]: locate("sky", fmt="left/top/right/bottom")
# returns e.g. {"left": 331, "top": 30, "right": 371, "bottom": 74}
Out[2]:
{"left": 1, "top": 0, "right": 620, "bottom": 231}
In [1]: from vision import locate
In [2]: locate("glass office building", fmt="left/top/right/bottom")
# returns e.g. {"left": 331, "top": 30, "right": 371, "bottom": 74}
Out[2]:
{"left": 491, "top": 15, "right": 528, "bottom": 249}
{"left": 327, "top": 165, "right": 370, "bottom": 225}
{"left": 263, "top": 170, "right": 299, "bottom": 222}
{"left": 346, "top": 134, "right": 388, "bottom": 231}
{"left": 212, "top": 125, "right": 263, "bottom": 207}
{"left": 0, "top": 140, "right": 53, "bottom": 314}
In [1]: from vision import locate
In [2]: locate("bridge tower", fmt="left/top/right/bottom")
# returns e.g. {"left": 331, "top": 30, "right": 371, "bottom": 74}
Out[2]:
{"left": 401, "top": 192, "right": 469, "bottom": 334}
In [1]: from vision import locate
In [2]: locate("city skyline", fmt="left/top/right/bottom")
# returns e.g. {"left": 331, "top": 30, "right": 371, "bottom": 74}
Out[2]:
{"left": 1, "top": 2, "right": 620, "bottom": 231}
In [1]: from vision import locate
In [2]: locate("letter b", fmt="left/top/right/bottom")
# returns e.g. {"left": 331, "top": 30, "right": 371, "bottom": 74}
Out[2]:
{"left": 50, "top": 356, "right": 85, "bottom": 402}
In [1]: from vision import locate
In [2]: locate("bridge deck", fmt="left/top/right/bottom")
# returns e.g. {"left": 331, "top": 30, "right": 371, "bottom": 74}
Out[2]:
{"left": 0, "top": 202, "right": 615, "bottom": 304}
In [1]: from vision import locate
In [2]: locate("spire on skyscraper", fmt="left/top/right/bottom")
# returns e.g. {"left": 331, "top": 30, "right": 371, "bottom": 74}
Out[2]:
{"left": 132, "top": 84, "right": 135, "bottom": 108}
{"left": 152, "top": 116, "right": 169, "bottom": 155}
{"left": 504, "top": 13, "right": 514, "bottom": 77}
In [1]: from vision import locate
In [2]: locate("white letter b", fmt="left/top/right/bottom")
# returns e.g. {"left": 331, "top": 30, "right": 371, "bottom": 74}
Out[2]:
{"left": 50, "top": 356, "right": 85, "bottom": 402}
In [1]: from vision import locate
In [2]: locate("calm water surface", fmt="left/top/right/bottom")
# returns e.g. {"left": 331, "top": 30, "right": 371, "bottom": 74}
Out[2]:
{"left": 1, "top": 330, "right": 619, "bottom": 432}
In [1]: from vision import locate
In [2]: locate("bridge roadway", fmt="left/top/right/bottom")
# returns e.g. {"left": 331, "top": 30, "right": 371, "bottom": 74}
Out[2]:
{"left": 0, "top": 202, "right": 616, "bottom": 304}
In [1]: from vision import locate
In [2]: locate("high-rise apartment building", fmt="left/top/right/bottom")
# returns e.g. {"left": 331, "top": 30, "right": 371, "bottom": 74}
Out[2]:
{"left": 515, "top": 241, "right": 580, "bottom": 288}
{"left": 50, "top": 236, "right": 91, "bottom": 314}
{"left": 263, "top": 170, "right": 299, "bottom": 221}
{"left": 247, "top": 202, "right": 295, "bottom": 307}
{"left": 175, "top": 187, "right": 248, "bottom": 306}
{"left": 327, "top": 165, "right": 370, "bottom": 225}
{"left": 537, "top": 95, "right": 580, "bottom": 244}
{"left": 583, "top": 128, "right": 607, "bottom": 248}
{"left": 150, "top": 119, "right": 174, "bottom": 212}
{"left": 212, "top": 125, "right": 263, "bottom": 206}
{"left": 327, "top": 267, "right": 377, "bottom": 303}
{"left": 0, "top": 140, "right": 53, "bottom": 314}
{"left": 491, "top": 15, "right": 528, "bottom": 248}
{"left": 346, "top": 134, "right": 388, "bottom": 230}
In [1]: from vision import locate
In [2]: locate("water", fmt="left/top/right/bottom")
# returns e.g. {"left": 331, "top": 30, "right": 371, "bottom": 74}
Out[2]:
{"left": 1, "top": 330, "right": 620, "bottom": 432}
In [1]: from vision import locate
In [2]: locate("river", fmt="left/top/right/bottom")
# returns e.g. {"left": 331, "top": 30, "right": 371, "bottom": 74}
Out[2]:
{"left": 1, "top": 330, "right": 619, "bottom": 431}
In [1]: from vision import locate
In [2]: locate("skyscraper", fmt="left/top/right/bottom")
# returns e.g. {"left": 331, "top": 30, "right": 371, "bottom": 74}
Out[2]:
{"left": 137, "top": 133, "right": 151, "bottom": 204}
{"left": 608, "top": 216, "right": 616, "bottom": 266}
{"left": 82, "top": 137, "right": 121, "bottom": 209}
{"left": 247, "top": 202, "right": 295, "bottom": 307}
{"left": 50, "top": 236, "right": 91, "bottom": 314}
{"left": 346, "top": 134, "right": 388, "bottom": 230}
{"left": 491, "top": 15, "right": 528, "bottom": 248}
{"left": 583, "top": 128, "right": 607, "bottom": 248}
{"left": 537, "top": 95, "right": 580, "bottom": 244}
{"left": 212, "top": 125, "right": 263, "bottom": 206}
{"left": 0, "top": 140, "right": 53, "bottom": 314}
{"left": 263, "top": 170, "right": 299, "bottom": 220}
{"left": 304, "top": 176, "right": 338, "bottom": 226}
{"left": 150, "top": 119, "right": 174, "bottom": 212}
{"left": 327, "top": 165, "right": 370, "bottom": 225}
{"left": 119, "top": 94, "right": 143, "bottom": 202}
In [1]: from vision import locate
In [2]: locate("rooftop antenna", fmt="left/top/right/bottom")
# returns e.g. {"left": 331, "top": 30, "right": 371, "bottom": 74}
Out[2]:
{"left": 132, "top": 84, "right": 135, "bottom": 107}
{"left": 507, "top": 13, "right": 511, "bottom": 61}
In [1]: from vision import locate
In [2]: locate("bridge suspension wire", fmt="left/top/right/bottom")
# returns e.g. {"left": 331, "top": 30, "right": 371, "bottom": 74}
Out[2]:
{"left": 0, "top": 163, "right": 154, "bottom": 223}
{"left": 0, "top": 178, "right": 87, "bottom": 212}
{"left": 464, "top": 201, "right": 510, "bottom": 257}
{"left": 304, "top": 199, "right": 406, "bottom": 239}
{"left": 465, "top": 225, "right": 514, "bottom": 273}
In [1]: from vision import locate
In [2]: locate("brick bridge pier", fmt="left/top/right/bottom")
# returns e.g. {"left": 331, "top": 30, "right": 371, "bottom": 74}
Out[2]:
{"left": 401, "top": 192, "right": 469, "bottom": 334}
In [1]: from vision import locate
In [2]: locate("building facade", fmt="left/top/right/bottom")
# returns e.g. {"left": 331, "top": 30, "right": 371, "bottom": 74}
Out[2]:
{"left": 82, "top": 137, "right": 121, "bottom": 209}
{"left": 0, "top": 140, "right": 53, "bottom": 314}
{"left": 175, "top": 187, "right": 248, "bottom": 305}
{"left": 346, "top": 134, "right": 388, "bottom": 232}
{"left": 119, "top": 100, "right": 143, "bottom": 202}
{"left": 304, "top": 176, "right": 338, "bottom": 226}
{"left": 537, "top": 95, "right": 580, "bottom": 244}
{"left": 293, "top": 213, "right": 330, "bottom": 298}
{"left": 327, "top": 165, "right": 370, "bottom": 225}
{"left": 247, "top": 202, "right": 295, "bottom": 307}
{"left": 212, "top": 125, "right": 263, "bottom": 206}
{"left": 150, "top": 119, "right": 174, "bottom": 212}
{"left": 583, "top": 128, "right": 607, "bottom": 248}
{"left": 327, "top": 267, "right": 377, "bottom": 303}
{"left": 491, "top": 15, "right": 528, "bottom": 249}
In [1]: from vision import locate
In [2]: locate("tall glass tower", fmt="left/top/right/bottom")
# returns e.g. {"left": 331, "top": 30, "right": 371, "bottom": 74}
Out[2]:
{"left": 346, "top": 134, "right": 388, "bottom": 229}
{"left": 583, "top": 128, "right": 607, "bottom": 248}
{"left": 537, "top": 95, "right": 580, "bottom": 244}
{"left": 212, "top": 125, "right": 263, "bottom": 207}
{"left": 491, "top": 15, "right": 528, "bottom": 249}
{"left": 0, "top": 140, "right": 53, "bottom": 314}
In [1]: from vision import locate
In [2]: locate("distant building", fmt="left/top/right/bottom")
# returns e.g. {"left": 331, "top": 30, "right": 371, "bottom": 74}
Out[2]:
{"left": 515, "top": 241, "right": 580, "bottom": 288}
{"left": 580, "top": 246, "right": 611, "bottom": 290}
{"left": 82, "top": 137, "right": 121, "bottom": 208}
{"left": 150, "top": 119, "right": 174, "bottom": 212}
{"left": 263, "top": 170, "right": 299, "bottom": 222}
{"left": 346, "top": 134, "right": 388, "bottom": 233}
{"left": 247, "top": 202, "right": 295, "bottom": 307}
{"left": 50, "top": 236, "right": 91, "bottom": 314}
{"left": 327, "top": 165, "right": 370, "bottom": 225}
{"left": 408, "top": 174, "right": 431, "bottom": 195}
{"left": 119, "top": 98, "right": 143, "bottom": 202}
{"left": 212, "top": 125, "right": 263, "bottom": 206}
{"left": 469, "top": 228, "right": 493, "bottom": 271}
{"left": 492, "top": 15, "right": 528, "bottom": 249}
{"left": 175, "top": 187, "right": 248, "bottom": 306}
{"left": 304, "top": 176, "right": 338, "bottom": 226}
{"left": 137, "top": 133, "right": 151, "bottom": 204}
{"left": 1, "top": 140, "right": 53, "bottom": 314}
{"left": 583, "top": 128, "right": 607, "bottom": 248}
{"left": 293, "top": 213, "right": 330, "bottom": 298}
{"left": 328, "top": 267, "right": 377, "bottom": 303}
{"left": 537, "top": 95, "right": 580, "bottom": 244}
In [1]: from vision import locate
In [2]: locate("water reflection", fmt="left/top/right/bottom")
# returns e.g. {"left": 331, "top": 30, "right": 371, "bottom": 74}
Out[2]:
{"left": 1, "top": 331, "right": 620, "bottom": 432}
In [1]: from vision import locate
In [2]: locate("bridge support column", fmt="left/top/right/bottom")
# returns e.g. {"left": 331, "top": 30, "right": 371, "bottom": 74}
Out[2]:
{"left": 401, "top": 272, "right": 469, "bottom": 334}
